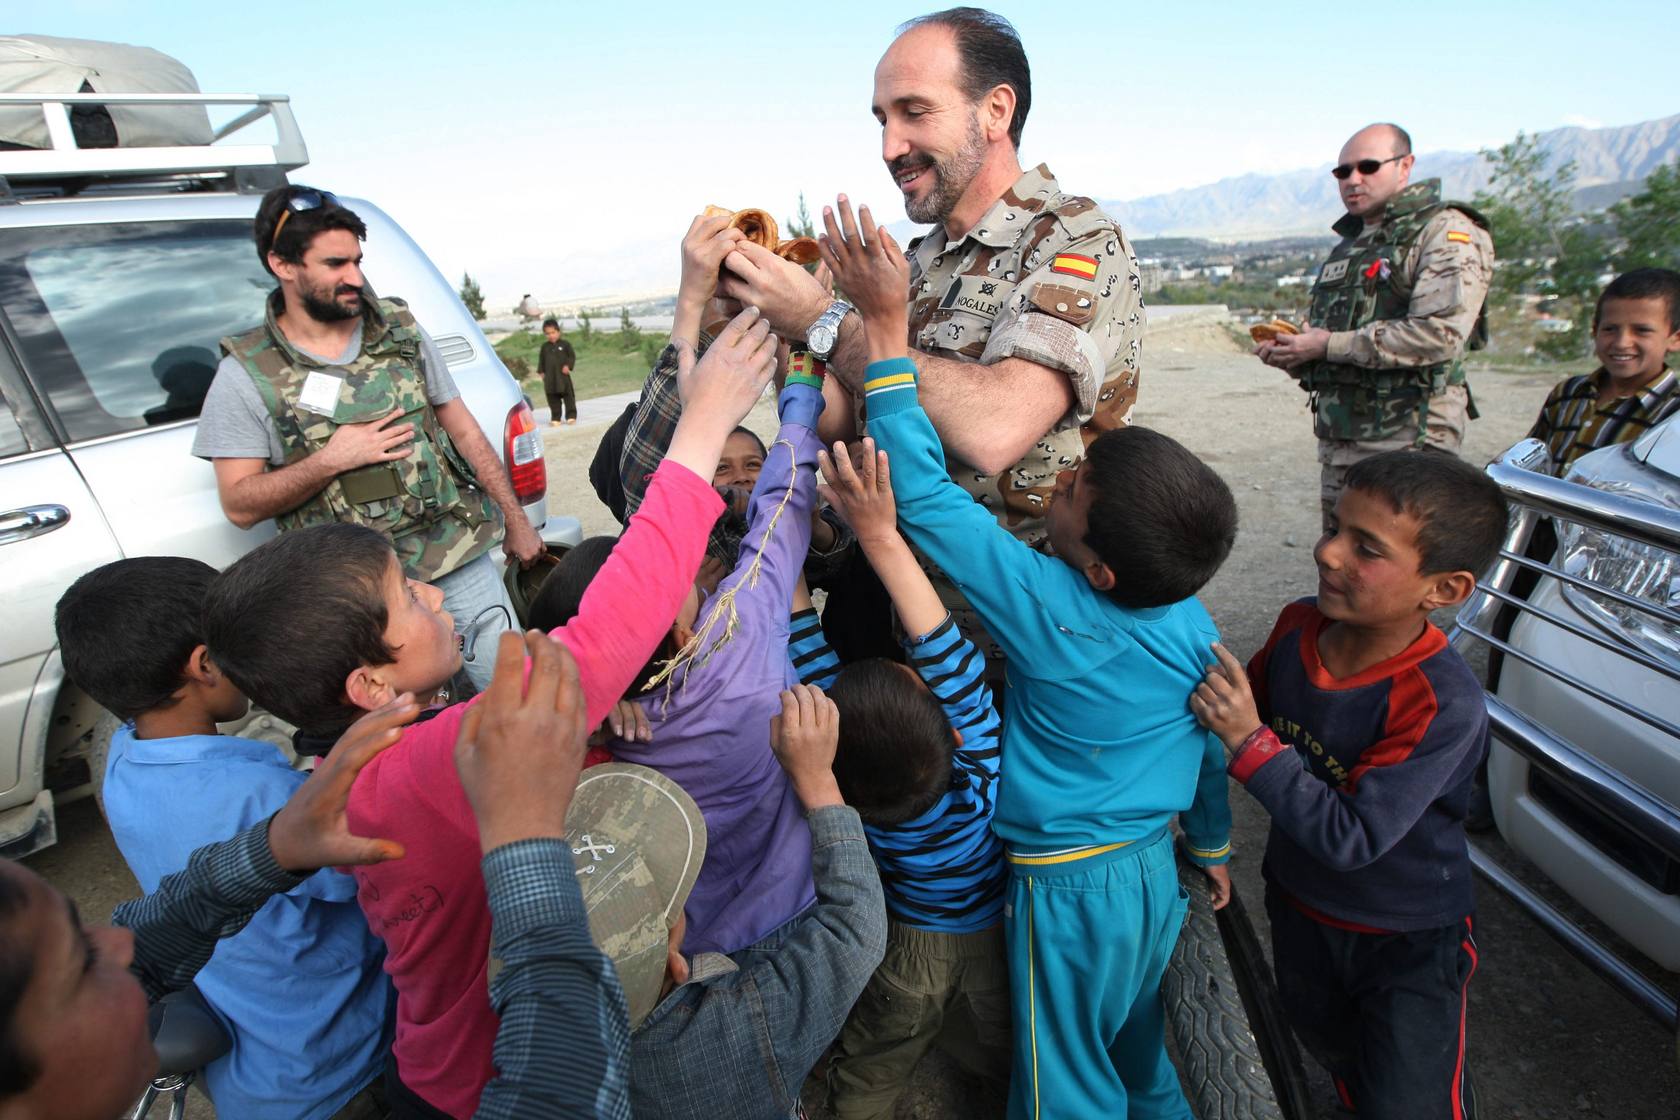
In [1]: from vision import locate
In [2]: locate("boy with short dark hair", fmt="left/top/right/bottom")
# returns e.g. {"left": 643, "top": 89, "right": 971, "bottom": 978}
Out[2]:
{"left": 822, "top": 203, "right": 1235, "bottom": 1120}
{"left": 1528, "top": 267, "right": 1680, "bottom": 475}
{"left": 1191, "top": 449, "right": 1509, "bottom": 1120}
{"left": 794, "top": 442, "right": 1010, "bottom": 1118}
{"left": 540, "top": 317, "right": 578, "bottom": 426}
{"left": 54, "top": 557, "right": 390, "bottom": 1120}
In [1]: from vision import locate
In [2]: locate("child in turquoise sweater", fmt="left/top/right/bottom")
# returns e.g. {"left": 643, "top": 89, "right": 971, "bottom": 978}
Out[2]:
{"left": 821, "top": 201, "right": 1238, "bottom": 1120}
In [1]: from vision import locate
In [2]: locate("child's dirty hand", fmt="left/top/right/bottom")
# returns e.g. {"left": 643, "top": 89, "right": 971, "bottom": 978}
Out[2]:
{"left": 1189, "top": 642, "right": 1263, "bottom": 754}
{"left": 268, "top": 693, "right": 418, "bottom": 872}
{"left": 1201, "top": 862, "right": 1232, "bottom": 911}
{"left": 596, "top": 698, "right": 650, "bottom": 746}
{"left": 818, "top": 437, "right": 897, "bottom": 548}
{"left": 769, "top": 683, "right": 844, "bottom": 811}
{"left": 455, "top": 630, "right": 589, "bottom": 854}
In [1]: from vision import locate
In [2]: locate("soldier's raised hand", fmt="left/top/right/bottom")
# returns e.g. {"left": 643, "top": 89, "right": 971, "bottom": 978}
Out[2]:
{"left": 320, "top": 408, "right": 415, "bottom": 472}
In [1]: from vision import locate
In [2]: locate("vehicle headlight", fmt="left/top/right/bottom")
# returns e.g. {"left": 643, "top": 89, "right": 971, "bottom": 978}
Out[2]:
{"left": 1554, "top": 451, "right": 1680, "bottom": 670}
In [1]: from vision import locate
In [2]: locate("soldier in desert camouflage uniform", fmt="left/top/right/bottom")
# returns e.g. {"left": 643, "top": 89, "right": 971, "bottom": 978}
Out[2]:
{"left": 1260, "top": 123, "right": 1495, "bottom": 529}
{"left": 194, "top": 186, "right": 542, "bottom": 691}
{"left": 721, "top": 9, "right": 1143, "bottom": 666}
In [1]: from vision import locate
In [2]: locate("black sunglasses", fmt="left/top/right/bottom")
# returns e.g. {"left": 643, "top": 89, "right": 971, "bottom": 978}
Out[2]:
{"left": 1331, "top": 155, "right": 1406, "bottom": 181}
{"left": 270, "top": 189, "right": 342, "bottom": 252}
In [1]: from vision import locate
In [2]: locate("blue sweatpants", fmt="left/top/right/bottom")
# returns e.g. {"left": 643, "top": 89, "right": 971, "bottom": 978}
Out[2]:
{"left": 1003, "top": 829, "right": 1191, "bottom": 1120}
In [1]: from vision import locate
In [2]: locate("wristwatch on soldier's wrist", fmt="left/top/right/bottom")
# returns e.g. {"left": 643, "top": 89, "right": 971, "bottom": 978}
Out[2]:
{"left": 804, "top": 299, "right": 853, "bottom": 361}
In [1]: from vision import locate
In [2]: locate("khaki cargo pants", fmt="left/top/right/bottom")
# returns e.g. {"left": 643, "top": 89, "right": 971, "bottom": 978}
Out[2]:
{"left": 825, "top": 921, "right": 1012, "bottom": 1120}
{"left": 1318, "top": 385, "right": 1469, "bottom": 532}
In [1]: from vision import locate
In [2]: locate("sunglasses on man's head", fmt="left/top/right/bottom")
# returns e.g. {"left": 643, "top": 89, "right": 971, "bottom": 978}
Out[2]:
{"left": 1331, "top": 155, "right": 1407, "bottom": 180}
{"left": 270, "top": 189, "right": 342, "bottom": 252}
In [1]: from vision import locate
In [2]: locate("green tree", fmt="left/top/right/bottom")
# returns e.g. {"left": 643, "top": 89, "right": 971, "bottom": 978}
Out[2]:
{"left": 459, "top": 272, "right": 486, "bottom": 321}
{"left": 577, "top": 307, "right": 593, "bottom": 339}
{"left": 1611, "top": 161, "right": 1680, "bottom": 272}
{"left": 786, "top": 192, "right": 817, "bottom": 239}
{"left": 1473, "top": 132, "right": 1609, "bottom": 360}
{"left": 618, "top": 305, "right": 640, "bottom": 350}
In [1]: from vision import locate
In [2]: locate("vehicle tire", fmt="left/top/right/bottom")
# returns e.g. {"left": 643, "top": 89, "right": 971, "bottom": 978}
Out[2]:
{"left": 1164, "top": 849, "right": 1312, "bottom": 1120}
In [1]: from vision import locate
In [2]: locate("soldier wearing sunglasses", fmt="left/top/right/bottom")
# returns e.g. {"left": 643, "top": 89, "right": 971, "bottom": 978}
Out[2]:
{"left": 1257, "top": 123, "right": 1494, "bottom": 530}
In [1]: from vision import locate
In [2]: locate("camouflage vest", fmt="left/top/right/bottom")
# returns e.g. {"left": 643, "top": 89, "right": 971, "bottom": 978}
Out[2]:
{"left": 1300, "top": 179, "right": 1490, "bottom": 440}
{"left": 221, "top": 295, "right": 501, "bottom": 582}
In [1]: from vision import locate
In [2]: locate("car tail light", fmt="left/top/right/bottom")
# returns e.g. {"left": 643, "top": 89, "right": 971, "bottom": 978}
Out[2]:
{"left": 1554, "top": 451, "right": 1680, "bottom": 669}
{"left": 504, "top": 402, "right": 547, "bottom": 506}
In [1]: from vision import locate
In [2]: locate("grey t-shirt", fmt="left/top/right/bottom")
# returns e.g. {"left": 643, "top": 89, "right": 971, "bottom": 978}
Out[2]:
{"left": 192, "top": 321, "right": 460, "bottom": 465}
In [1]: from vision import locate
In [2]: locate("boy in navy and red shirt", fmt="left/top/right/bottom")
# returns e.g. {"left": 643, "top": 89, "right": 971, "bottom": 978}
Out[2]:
{"left": 1190, "top": 449, "right": 1508, "bottom": 1120}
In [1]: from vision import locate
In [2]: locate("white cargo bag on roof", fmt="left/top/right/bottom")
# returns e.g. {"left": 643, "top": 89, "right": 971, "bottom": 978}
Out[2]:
{"left": 0, "top": 35, "right": 212, "bottom": 149}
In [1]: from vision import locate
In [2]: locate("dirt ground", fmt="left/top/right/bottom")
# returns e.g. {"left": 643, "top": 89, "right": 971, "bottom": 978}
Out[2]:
{"left": 28, "top": 316, "right": 1679, "bottom": 1118}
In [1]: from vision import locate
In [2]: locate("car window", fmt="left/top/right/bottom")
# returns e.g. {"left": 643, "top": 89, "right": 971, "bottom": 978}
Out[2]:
{"left": 0, "top": 384, "right": 24, "bottom": 458}
{"left": 0, "top": 220, "right": 273, "bottom": 442}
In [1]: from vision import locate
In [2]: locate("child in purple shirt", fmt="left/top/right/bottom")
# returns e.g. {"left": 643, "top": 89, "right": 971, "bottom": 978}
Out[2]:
{"left": 609, "top": 367, "right": 825, "bottom": 953}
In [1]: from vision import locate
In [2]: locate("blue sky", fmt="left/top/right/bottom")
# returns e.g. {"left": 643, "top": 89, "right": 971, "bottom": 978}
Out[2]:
{"left": 25, "top": 1, "right": 1677, "bottom": 303}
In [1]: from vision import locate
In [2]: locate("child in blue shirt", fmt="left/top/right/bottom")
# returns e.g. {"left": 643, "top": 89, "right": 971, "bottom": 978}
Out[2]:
{"left": 54, "top": 557, "right": 390, "bottom": 1120}
{"left": 822, "top": 202, "right": 1238, "bottom": 1120}
{"left": 786, "top": 441, "right": 1009, "bottom": 1118}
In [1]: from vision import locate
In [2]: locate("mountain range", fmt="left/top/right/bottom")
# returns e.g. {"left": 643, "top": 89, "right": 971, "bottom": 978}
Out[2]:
{"left": 1094, "top": 113, "right": 1680, "bottom": 241}
{"left": 541, "top": 113, "right": 1679, "bottom": 308}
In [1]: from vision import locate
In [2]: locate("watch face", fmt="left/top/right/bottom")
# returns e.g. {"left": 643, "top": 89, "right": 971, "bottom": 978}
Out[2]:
{"left": 809, "top": 324, "right": 836, "bottom": 355}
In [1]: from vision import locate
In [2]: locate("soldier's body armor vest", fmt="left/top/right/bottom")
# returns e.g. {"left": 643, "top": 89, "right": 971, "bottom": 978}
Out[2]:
{"left": 222, "top": 295, "right": 500, "bottom": 582}
{"left": 1299, "top": 179, "right": 1489, "bottom": 437}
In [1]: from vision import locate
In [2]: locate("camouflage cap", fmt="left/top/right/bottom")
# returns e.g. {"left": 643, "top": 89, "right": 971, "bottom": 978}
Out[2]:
{"left": 567, "top": 763, "right": 707, "bottom": 1028}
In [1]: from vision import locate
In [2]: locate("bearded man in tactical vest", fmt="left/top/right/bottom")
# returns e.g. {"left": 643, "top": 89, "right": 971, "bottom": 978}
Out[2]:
{"left": 193, "top": 185, "right": 542, "bottom": 692}
{"left": 1258, "top": 123, "right": 1494, "bottom": 530}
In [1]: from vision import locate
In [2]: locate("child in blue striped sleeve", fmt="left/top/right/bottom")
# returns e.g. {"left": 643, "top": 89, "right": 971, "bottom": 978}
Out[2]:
{"left": 788, "top": 437, "right": 1011, "bottom": 1119}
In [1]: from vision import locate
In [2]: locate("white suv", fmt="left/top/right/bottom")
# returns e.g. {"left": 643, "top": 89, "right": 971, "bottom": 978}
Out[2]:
{"left": 0, "top": 91, "right": 579, "bottom": 857}
{"left": 1452, "top": 423, "right": 1680, "bottom": 1039}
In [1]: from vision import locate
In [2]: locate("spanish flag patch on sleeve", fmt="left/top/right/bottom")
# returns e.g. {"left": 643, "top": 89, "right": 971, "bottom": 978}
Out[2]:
{"left": 1050, "top": 252, "right": 1100, "bottom": 280}
{"left": 1445, "top": 230, "right": 1473, "bottom": 244}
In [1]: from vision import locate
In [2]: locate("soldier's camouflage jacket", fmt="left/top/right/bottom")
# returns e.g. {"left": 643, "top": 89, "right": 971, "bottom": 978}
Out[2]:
{"left": 1298, "top": 178, "right": 1494, "bottom": 442}
{"left": 222, "top": 293, "right": 500, "bottom": 583}
{"left": 906, "top": 163, "right": 1144, "bottom": 545}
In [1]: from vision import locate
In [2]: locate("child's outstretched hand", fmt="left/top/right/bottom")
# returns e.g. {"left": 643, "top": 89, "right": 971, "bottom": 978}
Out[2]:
{"left": 1189, "top": 642, "right": 1263, "bottom": 757}
{"left": 818, "top": 196, "right": 910, "bottom": 361}
{"left": 666, "top": 307, "right": 776, "bottom": 479}
{"left": 769, "top": 683, "right": 844, "bottom": 811}
{"left": 267, "top": 693, "right": 419, "bottom": 872}
{"left": 817, "top": 437, "right": 897, "bottom": 548}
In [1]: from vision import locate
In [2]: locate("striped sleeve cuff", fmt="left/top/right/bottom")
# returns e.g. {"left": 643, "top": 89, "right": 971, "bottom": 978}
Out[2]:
{"left": 1181, "top": 838, "right": 1232, "bottom": 866}
{"left": 863, "top": 357, "right": 920, "bottom": 414}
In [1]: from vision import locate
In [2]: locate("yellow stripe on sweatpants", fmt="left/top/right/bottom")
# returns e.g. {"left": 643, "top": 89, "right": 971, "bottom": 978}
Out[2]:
{"left": 1027, "top": 877, "right": 1040, "bottom": 1120}
{"left": 1006, "top": 840, "right": 1131, "bottom": 867}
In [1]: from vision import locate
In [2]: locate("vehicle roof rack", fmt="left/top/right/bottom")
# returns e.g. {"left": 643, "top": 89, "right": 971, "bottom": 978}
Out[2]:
{"left": 0, "top": 92, "right": 307, "bottom": 191}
